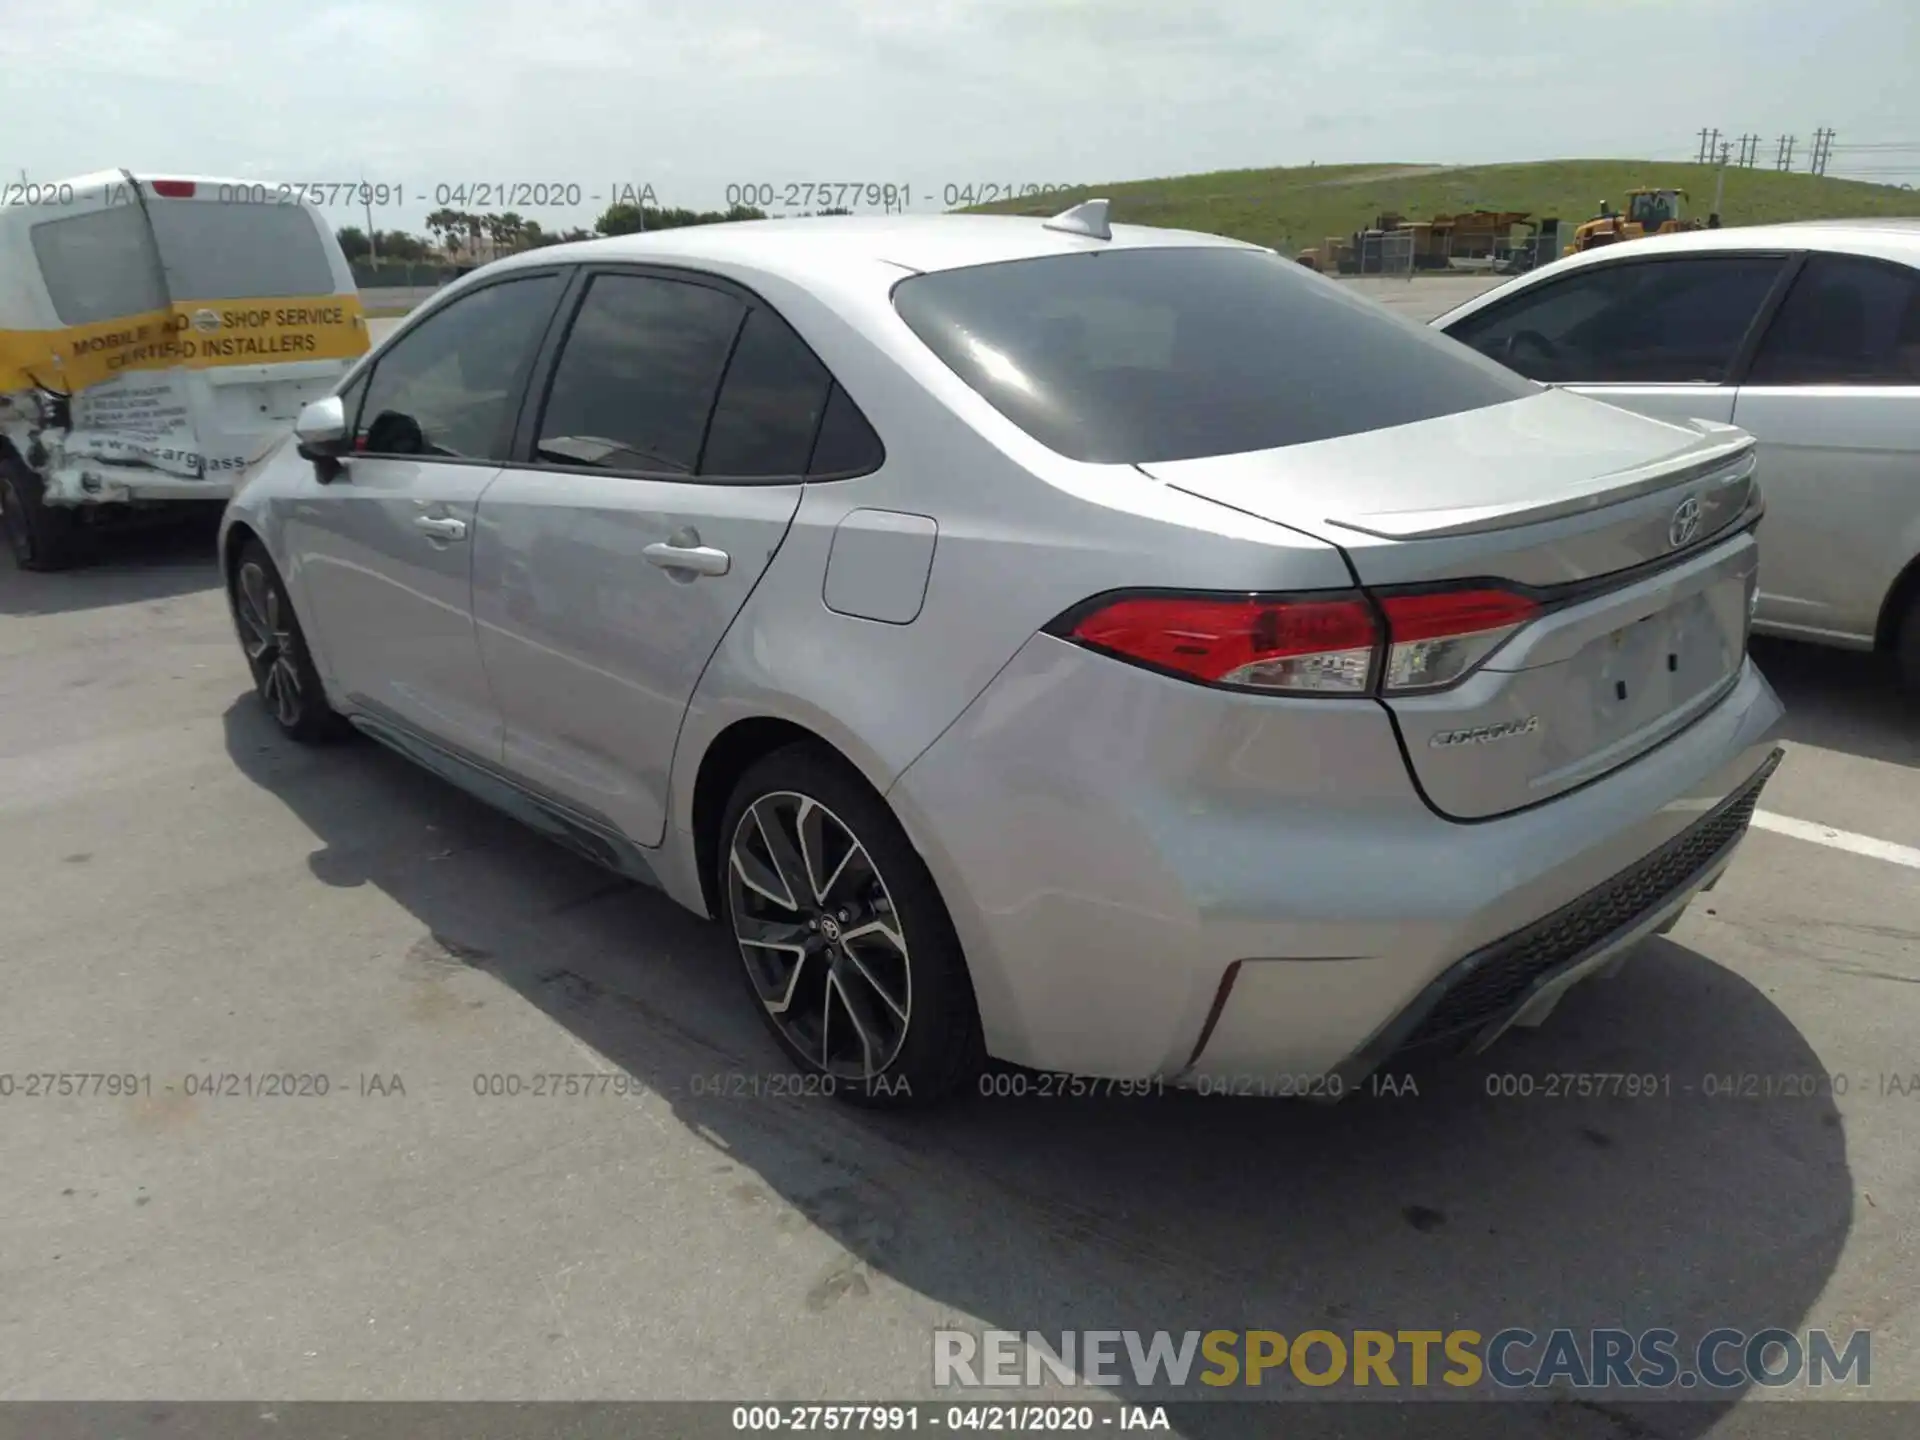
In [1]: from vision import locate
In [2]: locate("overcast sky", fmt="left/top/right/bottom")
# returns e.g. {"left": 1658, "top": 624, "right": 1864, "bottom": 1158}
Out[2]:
{"left": 3, "top": 0, "right": 1914, "bottom": 233}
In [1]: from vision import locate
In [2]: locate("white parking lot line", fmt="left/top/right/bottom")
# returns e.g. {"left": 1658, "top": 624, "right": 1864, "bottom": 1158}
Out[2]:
{"left": 1752, "top": 808, "right": 1920, "bottom": 869}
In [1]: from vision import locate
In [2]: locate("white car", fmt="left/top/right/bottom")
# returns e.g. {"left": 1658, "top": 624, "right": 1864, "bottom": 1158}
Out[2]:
{"left": 1434, "top": 220, "right": 1920, "bottom": 689}
{"left": 220, "top": 208, "right": 1783, "bottom": 1106}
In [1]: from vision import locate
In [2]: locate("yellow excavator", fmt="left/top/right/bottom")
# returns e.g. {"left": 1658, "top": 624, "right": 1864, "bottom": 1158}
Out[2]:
{"left": 1564, "top": 188, "right": 1703, "bottom": 255}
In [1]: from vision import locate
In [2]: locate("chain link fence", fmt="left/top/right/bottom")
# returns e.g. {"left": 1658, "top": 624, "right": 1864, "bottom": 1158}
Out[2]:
{"left": 350, "top": 262, "right": 464, "bottom": 290}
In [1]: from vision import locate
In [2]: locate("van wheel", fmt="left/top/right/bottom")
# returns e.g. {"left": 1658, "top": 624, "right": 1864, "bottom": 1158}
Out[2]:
{"left": 230, "top": 539, "right": 349, "bottom": 743}
{"left": 0, "top": 455, "right": 80, "bottom": 571}
{"left": 718, "top": 743, "right": 985, "bottom": 1109}
{"left": 1896, "top": 593, "right": 1920, "bottom": 697}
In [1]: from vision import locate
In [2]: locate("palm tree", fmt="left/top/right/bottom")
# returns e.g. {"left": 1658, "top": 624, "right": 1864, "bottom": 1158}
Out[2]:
{"left": 424, "top": 208, "right": 463, "bottom": 258}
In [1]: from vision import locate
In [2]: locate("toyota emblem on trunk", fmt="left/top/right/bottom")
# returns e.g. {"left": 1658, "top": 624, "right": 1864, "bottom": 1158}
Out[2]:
{"left": 1669, "top": 496, "right": 1702, "bottom": 549}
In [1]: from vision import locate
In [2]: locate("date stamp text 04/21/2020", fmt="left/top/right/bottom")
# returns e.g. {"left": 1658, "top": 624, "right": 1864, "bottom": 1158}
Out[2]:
{"left": 2, "top": 179, "right": 1081, "bottom": 212}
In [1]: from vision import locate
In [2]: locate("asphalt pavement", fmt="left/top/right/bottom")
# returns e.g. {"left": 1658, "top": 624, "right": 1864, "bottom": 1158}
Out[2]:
{"left": 1, "top": 277, "right": 1916, "bottom": 1436}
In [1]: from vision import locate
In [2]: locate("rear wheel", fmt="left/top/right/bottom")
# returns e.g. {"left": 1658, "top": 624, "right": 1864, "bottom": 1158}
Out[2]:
{"left": 718, "top": 744, "right": 984, "bottom": 1108}
{"left": 0, "top": 454, "right": 80, "bottom": 572}
{"left": 230, "top": 539, "right": 349, "bottom": 743}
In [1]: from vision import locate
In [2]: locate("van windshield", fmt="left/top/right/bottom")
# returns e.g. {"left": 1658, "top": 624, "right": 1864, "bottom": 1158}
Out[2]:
{"left": 145, "top": 199, "right": 337, "bottom": 302}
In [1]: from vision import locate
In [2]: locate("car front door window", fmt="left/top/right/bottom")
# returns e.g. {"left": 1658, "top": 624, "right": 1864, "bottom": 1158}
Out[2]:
{"left": 358, "top": 275, "right": 564, "bottom": 460}
{"left": 1449, "top": 256, "right": 1786, "bottom": 385}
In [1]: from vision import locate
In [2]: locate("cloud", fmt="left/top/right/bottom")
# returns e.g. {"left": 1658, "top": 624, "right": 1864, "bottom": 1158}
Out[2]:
{"left": 5, "top": 0, "right": 1912, "bottom": 228}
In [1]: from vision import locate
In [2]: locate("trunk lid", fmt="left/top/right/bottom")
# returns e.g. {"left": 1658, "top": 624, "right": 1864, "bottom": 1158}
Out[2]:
{"left": 1139, "top": 390, "right": 1762, "bottom": 819}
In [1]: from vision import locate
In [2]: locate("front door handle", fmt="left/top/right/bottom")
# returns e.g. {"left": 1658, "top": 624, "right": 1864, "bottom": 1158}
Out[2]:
{"left": 644, "top": 530, "right": 730, "bottom": 577}
{"left": 414, "top": 515, "right": 468, "bottom": 542}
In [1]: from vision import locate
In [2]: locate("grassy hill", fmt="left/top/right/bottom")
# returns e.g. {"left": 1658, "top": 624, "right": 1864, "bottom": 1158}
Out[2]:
{"left": 967, "top": 160, "right": 1920, "bottom": 253}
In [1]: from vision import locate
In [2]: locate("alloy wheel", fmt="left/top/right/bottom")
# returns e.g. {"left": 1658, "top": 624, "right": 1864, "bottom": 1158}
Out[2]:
{"left": 235, "top": 560, "right": 305, "bottom": 728}
{"left": 727, "top": 791, "right": 912, "bottom": 1081}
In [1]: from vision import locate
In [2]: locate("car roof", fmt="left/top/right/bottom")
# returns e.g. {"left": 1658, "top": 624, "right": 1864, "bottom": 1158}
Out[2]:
{"left": 1539, "top": 217, "right": 1920, "bottom": 268}
{"left": 484, "top": 213, "right": 1266, "bottom": 286}
{"left": 1431, "top": 216, "right": 1920, "bottom": 327}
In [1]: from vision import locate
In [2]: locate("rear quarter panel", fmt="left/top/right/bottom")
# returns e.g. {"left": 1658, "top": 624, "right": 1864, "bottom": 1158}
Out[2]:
{"left": 663, "top": 269, "right": 1358, "bottom": 907}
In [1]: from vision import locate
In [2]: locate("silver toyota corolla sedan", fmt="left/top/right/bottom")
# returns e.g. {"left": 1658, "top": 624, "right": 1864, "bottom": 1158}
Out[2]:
{"left": 1433, "top": 219, "right": 1920, "bottom": 690}
{"left": 220, "top": 204, "right": 1785, "bottom": 1107}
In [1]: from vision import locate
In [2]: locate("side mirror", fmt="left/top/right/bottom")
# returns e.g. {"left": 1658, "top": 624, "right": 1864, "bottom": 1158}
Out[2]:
{"left": 294, "top": 395, "right": 350, "bottom": 460}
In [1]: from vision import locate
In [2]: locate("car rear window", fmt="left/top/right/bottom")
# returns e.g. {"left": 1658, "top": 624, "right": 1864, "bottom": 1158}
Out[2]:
{"left": 144, "top": 198, "right": 338, "bottom": 301}
{"left": 891, "top": 246, "right": 1535, "bottom": 464}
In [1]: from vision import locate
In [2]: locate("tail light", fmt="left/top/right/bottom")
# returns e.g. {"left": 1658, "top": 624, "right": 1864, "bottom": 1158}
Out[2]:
{"left": 1063, "top": 593, "right": 1378, "bottom": 694}
{"left": 1052, "top": 585, "right": 1539, "bottom": 697}
{"left": 148, "top": 179, "right": 196, "bottom": 198}
{"left": 1377, "top": 588, "right": 1539, "bottom": 692}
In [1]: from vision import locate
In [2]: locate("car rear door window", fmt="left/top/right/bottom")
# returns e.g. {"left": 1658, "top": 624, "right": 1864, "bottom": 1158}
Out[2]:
{"left": 893, "top": 246, "right": 1534, "bottom": 465}
{"left": 535, "top": 273, "right": 746, "bottom": 475}
{"left": 1744, "top": 252, "right": 1920, "bottom": 386}
{"left": 698, "top": 307, "right": 832, "bottom": 477}
{"left": 1445, "top": 255, "right": 1787, "bottom": 385}
{"left": 807, "top": 384, "right": 885, "bottom": 477}
{"left": 357, "top": 273, "right": 563, "bottom": 460}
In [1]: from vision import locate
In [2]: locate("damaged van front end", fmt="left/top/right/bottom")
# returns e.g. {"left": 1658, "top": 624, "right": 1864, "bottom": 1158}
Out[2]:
{"left": 0, "top": 171, "right": 368, "bottom": 568}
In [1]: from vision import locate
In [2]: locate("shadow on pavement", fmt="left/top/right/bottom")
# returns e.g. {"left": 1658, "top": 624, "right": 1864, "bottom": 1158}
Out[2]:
{"left": 1750, "top": 636, "right": 1918, "bottom": 770}
{"left": 0, "top": 509, "right": 222, "bottom": 617}
{"left": 225, "top": 698, "right": 1853, "bottom": 1439}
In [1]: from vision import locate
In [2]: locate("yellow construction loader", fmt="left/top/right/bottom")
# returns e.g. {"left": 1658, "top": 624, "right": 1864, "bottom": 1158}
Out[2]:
{"left": 1565, "top": 188, "right": 1702, "bottom": 255}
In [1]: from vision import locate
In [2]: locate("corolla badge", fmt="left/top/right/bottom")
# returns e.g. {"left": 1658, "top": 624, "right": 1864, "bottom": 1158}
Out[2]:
{"left": 1668, "top": 495, "right": 1703, "bottom": 549}
{"left": 1430, "top": 716, "right": 1541, "bottom": 748}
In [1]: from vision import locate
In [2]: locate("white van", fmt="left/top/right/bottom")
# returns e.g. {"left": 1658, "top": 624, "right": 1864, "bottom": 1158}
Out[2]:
{"left": 0, "top": 170, "right": 369, "bottom": 569}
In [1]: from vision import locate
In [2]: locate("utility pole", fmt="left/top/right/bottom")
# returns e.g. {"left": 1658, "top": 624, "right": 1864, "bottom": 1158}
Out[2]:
{"left": 1697, "top": 128, "right": 1713, "bottom": 164}
{"left": 1776, "top": 134, "right": 1796, "bottom": 171}
{"left": 361, "top": 168, "right": 377, "bottom": 265}
{"left": 1808, "top": 128, "right": 1835, "bottom": 176}
{"left": 1712, "top": 142, "right": 1731, "bottom": 222}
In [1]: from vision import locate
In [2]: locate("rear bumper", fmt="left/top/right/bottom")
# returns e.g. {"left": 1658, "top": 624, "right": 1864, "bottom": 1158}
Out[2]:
{"left": 1326, "top": 745, "right": 1781, "bottom": 1090}
{"left": 41, "top": 463, "right": 236, "bottom": 506}
{"left": 889, "top": 636, "right": 1786, "bottom": 1082}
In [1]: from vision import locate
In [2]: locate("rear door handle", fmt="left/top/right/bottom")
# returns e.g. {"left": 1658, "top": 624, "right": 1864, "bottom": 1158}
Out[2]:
{"left": 414, "top": 515, "right": 468, "bottom": 542}
{"left": 644, "top": 534, "right": 730, "bottom": 577}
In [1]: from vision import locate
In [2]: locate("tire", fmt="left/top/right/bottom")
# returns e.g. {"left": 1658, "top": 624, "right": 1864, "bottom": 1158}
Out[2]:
{"left": 1897, "top": 592, "right": 1920, "bottom": 698}
{"left": 718, "top": 743, "right": 985, "bottom": 1109}
{"left": 0, "top": 453, "right": 80, "bottom": 572}
{"left": 229, "top": 538, "right": 350, "bottom": 744}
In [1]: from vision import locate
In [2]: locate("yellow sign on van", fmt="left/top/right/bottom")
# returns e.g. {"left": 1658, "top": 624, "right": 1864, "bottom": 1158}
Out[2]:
{"left": 0, "top": 293, "right": 369, "bottom": 394}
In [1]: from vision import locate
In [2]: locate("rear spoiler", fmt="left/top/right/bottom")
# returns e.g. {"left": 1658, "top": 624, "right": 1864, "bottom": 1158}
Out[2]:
{"left": 1321, "top": 422, "right": 1756, "bottom": 542}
